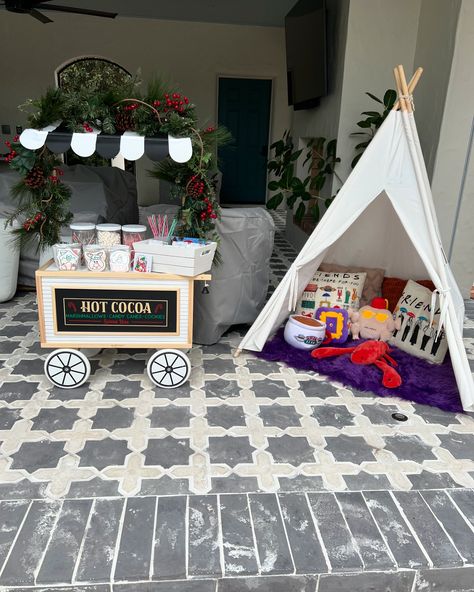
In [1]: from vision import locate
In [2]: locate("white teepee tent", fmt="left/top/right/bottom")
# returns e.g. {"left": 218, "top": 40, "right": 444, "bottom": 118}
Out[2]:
{"left": 237, "top": 66, "right": 474, "bottom": 412}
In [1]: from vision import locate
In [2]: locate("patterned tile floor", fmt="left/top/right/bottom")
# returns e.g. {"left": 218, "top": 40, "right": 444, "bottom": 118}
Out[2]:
{"left": 0, "top": 210, "right": 473, "bottom": 590}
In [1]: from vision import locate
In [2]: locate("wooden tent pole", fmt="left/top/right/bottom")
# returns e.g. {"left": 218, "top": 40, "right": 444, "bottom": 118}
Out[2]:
{"left": 393, "top": 67, "right": 423, "bottom": 110}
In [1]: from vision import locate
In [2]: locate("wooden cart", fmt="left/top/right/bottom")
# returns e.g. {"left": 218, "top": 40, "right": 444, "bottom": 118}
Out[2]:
{"left": 35, "top": 261, "right": 210, "bottom": 389}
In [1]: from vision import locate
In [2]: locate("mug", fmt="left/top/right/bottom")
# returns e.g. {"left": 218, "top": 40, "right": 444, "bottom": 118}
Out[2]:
{"left": 284, "top": 314, "right": 327, "bottom": 351}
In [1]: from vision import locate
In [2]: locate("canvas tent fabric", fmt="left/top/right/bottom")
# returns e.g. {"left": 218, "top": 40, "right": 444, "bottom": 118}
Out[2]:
{"left": 238, "top": 110, "right": 474, "bottom": 412}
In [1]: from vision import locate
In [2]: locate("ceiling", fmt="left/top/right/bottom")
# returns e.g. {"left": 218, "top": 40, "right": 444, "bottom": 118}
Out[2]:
{"left": 43, "top": 0, "right": 297, "bottom": 27}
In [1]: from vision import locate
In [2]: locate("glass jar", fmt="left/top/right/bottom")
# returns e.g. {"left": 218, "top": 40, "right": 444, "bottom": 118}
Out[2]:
{"left": 84, "top": 244, "right": 108, "bottom": 272}
{"left": 122, "top": 224, "right": 146, "bottom": 248}
{"left": 96, "top": 223, "right": 121, "bottom": 247}
{"left": 70, "top": 222, "right": 96, "bottom": 248}
{"left": 53, "top": 243, "right": 81, "bottom": 271}
{"left": 109, "top": 245, "right": 131, "bottom": 272}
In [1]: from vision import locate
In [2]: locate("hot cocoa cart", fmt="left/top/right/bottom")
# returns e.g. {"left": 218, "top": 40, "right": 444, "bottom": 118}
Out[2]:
{"left": 36, "top": 263, "right": 211, "bottom": 389}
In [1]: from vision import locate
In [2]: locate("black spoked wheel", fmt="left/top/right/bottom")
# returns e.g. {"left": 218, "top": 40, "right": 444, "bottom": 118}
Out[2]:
{"left": 147, "top": 349, "right": 191, "bottom": 389}
{"left": 44, "top": 349, "right": 91, "bottom": 389}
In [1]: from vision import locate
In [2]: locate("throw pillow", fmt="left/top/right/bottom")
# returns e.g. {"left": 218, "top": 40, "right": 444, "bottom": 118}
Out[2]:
{"left": 382, "top": 276, "right": 436, "bottom": 312}
{"left": 390, "top": 279, "right": 448, "bottom": 364}
{"left": 318, "top": 262, "right": 384, "bottom": 307}
{"left": 296, "top": 270, "right": 367, "bottom": 317}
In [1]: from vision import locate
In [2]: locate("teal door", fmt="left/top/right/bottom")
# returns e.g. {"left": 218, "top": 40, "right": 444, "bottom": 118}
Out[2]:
{"left": 218, "top": 78, "right": 272, "bottom": 204}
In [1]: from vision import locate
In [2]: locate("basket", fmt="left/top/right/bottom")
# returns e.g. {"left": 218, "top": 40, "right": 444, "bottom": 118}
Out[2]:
{"left": 133, "top": 239, "right": 217, "bottom": 276}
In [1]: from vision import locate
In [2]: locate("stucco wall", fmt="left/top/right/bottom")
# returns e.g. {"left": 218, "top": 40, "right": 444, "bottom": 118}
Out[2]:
{"left": 0, "top": 12, "right": 291, "bottom": 205}
{"left": 430, "top": 0, "right": 474, "bottom": 296}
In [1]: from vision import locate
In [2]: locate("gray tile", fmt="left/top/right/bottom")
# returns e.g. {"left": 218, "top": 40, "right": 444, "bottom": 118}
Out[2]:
{"left": 220, "top": 494, "right": 258, "bottom": 576}
{"left": 449, "top": 490, "right": 474, "bottom": 529}
{"left": 319, "top": 571, "right": 415, "bottom": 592}
{"left": 115, "top": 581, "right": 216, "bottom": 592}
{"left": 360, "top": 404, "right": 404, "bottom": 425}
{"left": 202, "top": 342, "right": 232, "bottom": 355}
{"left": 208, "top": 436, "right": 255, "bottom": 466}
{"left": 414, "top": 567, "right": 474, "bottom": 591}
{"left": 67, "top": 477, "right": 120, "bottom": 498}
{"left": 2, "top": 325, "right": 33, "bottom": 338}
{"left": 421, "top": 490, "right": 474, "bottom": 564}
{"left": 0, "top": 500, "right": 61, "bottom": 586}
{"left": 111, "top": 358, "right": 146, "bottom": 375}
{"left": 49, "top": 383, "right": 91, "bottom": 401}
{"left": 438, "top": 433, "right": 474, "bottom": 460}
{"left": 204, "top": 358, "right": 236, "bottom": 375}
{"left": 363, "top": 491, "right": 428, "bottom": 569}
{"left": 144, "top": 437, "right": 192, "bottom": 468}
{"left": 259, "top": 405, "right": 303, "bottom": 428}
{"left": 0, "top": 500, "right": 30, "bottom": 570}
{"left": 92, "top": 406, "right": 135, "bottom": 429}
{"left": 246, "top": 358, "right": 282, "bottom": 374}
{"left": 207, "top": 405, "right": 246, "bottom": 428}
{"left": 114, "top": 496, "right": 156, "bottom": 582}
{"left": 10, "top": 586, "right": 109, "bottom": 592}
{"left": 188, "top": 495, "right": 221, "bottom": 577}
{"left": 11, "top": 311, "right": 37, "bottom": 322}
{"left": 408, "top": 471, "right": 463, "bottom": 490}
{"left": 76, "top": 498, "right": 124, "bottom": 583}
{"left": 393, "top": 491, "right": 463, "bottom": 567}
{"left": 252, "top": 379, "right": 289, "bottom": 399}
{"left": 31, "top": 407, "right": 79, "bottom": 431}
{"left": 36, "top": 499, "right": 93, "bottom": 585}
{"left": 383, "top": 435, "right": 437, "bottom": 462}
{"left": 0, "top": 381, "right": 40, "bottom": 402}
{"left": 267, "top": 435, "right": 315, "bottom": 464}
{"left": 0, "top": 480, "right": 47, "bottom": 500}
{"left": 139, "top": 476, "right": 191, "bottom": 496}
{"left": 307, "top": 492, "right": 363, "bottom": 572}
{"left": 211, "top": 474, "right": 260, "bottom": 494}
{"left": 336, "top": 492, "right": 396, "bottom": 570}
{"left": 311, "top": 405, "right": 355, "bottom": 428}
{"left": 324, "top": 434, "right": 376, "bottom": 463}
{"left": 343, "top": 472, "right": 392, "bottom": 490}
{"left": 153, "top": 496, "right": 187, "bottom": 580}
{"left": 278, "top": 475, "right": 325, "bottom": 492}
{"left": 79, "top": 439, "right": 130, "bottom": 470}
{"left": 249, "top": 493, "right": 293, "bottom": 575}
{"left": 279, "top": 493, "right": 327, "bottom": 573}
{"left": 218, "top": 575, "right": 317, "bottom": 592}
{"left": 298, "top": 381, "right": 338, "bottom": 398}
{"left": 102, "top": 380, "right": 142, "bottom": 400}
{"left": 10, "top": 440, "right": 67, "bottom": 471}
{"left": 413, "top": 403, "right": 461, "bottom": 426}
{"left": 0, "top": 408, "right": 22, "bottom": 430}
{"left": 0, "top": 341, "right": 21, "bottom": 354}
{"left": 149, "top": 406, "right": 192, "bottom": 429}
{"left": 204, "top": 379, "right": 240, "bottom": 398}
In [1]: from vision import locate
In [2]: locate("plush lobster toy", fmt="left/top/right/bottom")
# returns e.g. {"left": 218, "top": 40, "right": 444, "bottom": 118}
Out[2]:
{"left": 311, "top": 340, "right": 402, "bottom": 388}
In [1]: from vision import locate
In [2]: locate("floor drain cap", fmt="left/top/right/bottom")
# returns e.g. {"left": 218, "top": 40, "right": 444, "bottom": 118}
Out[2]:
{"left": 392, "top": 412, "right": 408, "bottom": 422}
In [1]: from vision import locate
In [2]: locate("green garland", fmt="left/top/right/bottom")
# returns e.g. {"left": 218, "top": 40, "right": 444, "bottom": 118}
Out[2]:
{"left": 4, "top": 77, "right": 230, "bottom": 250}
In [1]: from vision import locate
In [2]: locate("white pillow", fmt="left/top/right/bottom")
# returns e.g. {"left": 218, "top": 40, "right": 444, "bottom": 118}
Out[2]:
{"left": 390, "top": 279, "right": 448, "bottom": 364}
{"left": 296, "top": 270, "right": 367, "bottom": 317}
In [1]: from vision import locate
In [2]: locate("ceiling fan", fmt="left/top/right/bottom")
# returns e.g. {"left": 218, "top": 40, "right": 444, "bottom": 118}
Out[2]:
{"left": 1, "top": 0, "right": 118, "bottom": 23}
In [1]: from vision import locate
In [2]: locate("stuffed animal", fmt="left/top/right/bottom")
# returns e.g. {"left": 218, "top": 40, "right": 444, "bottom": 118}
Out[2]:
{"left": 349, "top": 297, "right": 400, "bottom": 342}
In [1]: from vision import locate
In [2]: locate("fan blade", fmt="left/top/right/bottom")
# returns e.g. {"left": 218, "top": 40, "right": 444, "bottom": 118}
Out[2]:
{"left": 37, "top": 4, "right": 117, "bottom": 18}
{"left": 30, "top": 7, "right": 52, "bottom": 22}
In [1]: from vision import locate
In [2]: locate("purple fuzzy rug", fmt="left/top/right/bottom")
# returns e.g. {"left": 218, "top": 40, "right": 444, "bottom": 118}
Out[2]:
{"left": 256, "top": 329, "right": 463, "bottom": 413}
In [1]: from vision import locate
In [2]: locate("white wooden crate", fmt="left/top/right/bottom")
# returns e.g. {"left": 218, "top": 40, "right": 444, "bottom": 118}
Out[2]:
{"left": 133, "top": 239, "right": 217, "bottom": 276}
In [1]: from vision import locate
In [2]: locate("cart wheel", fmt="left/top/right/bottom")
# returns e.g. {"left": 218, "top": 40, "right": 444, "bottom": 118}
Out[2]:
{"left": 44, "top": 349, "right": 91, "bottom": 389}
{"left": 147, "top": 349, "right": 191, "bottom": 389}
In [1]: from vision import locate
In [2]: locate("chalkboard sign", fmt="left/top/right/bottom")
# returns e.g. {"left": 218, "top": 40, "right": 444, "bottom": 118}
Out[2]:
{"left": 54, "top": 288, "right": 178, "bottom": 334}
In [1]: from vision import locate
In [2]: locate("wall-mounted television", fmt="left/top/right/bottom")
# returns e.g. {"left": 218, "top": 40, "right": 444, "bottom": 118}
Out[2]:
{"left": 285, "top": 0, "right": 327, "bottom": 110}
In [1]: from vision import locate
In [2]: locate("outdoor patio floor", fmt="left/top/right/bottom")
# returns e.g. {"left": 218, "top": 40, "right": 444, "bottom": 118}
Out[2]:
{"left": 0, "top": 212, "right": 473, "bottom": 591}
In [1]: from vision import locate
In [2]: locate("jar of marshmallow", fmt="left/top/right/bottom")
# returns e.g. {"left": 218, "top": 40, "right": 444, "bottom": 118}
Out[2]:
{"left": 96, "top": 223, "right": 121, "bottom": 247}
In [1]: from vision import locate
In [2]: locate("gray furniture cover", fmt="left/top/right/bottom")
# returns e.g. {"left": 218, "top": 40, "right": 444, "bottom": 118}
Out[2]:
{"left": 193, "top": 207, "right": 275, "bottom": 344}
{"left": 0, "top": 164, "right": 138, "bottom": 286}
{"left": 139, "top": 204, "right": 275, "bottom": 345}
